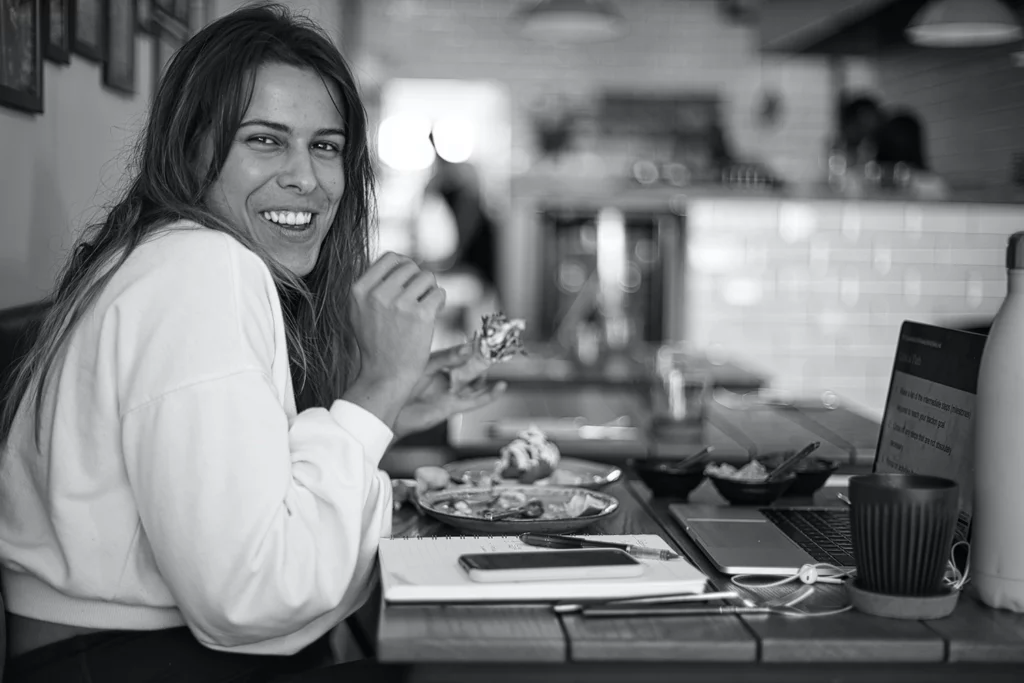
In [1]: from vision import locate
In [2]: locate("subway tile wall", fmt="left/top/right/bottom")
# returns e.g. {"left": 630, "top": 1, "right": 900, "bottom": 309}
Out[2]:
{"left": 359, "top": 0, "right": 837, "bottom": 186}
{"left": 875, "top": 45, "right": 1024, "bottom": 190}
{"left": 685, "top": 198, "right": 1024, "bottom": 418}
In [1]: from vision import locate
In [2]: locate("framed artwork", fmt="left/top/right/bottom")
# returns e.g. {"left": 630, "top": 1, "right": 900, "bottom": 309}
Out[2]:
{"left": 0, "top": 0, "right": 44, "bottom": 114}
{"left": 150, "top": 18, "right": 180, "bottom": 101}
{"left": 153, "top": 0, "right": 186, "bottom": 38}
{"left": 171, "top": 0, "right": 187, "bottom": 23}
{"left": 43, "top": 0, "right": 70, "bottom": 63}
{"left": 136, "top": 0, "right": 155, "bottom": 34}
{"left": 71, "top": 0, "right": 103, "bottom": 62}
{"left": 103, "top": 0, "right": 133, "bottom": 93}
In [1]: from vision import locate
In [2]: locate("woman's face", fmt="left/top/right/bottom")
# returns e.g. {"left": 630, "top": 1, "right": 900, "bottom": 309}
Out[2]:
{"left": 206, "top": 63, "right": 347, "bottom": 277}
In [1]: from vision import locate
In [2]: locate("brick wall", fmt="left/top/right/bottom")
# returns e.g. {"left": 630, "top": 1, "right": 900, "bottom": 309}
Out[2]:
{"left": 875, "top": 44, "right": 1024, "bottom": 190}
{"left": 686, "top": 197, "right": 1023, "bottom": 417}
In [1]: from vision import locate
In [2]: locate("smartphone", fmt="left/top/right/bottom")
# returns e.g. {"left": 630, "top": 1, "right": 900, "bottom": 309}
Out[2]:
{"left": 458, "top": 549, "right": 645, "bottom": 583}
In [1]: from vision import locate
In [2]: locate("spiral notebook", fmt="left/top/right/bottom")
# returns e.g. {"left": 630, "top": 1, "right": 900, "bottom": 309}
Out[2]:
{"left": 378, "top": 534, "right": 708, "bottom": 604}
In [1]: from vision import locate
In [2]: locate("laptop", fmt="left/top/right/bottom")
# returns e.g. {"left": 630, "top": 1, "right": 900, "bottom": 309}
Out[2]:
{"left": 669, "top": 320, "right": 985, "bottom": 575}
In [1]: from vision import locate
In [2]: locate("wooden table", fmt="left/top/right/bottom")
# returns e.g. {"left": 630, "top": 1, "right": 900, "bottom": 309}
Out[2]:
{"left": 368, "top": 472, "right": 1024, "bottom": 683}
{"left": 360, "top": 387, "right": 1024, "bottom": 682}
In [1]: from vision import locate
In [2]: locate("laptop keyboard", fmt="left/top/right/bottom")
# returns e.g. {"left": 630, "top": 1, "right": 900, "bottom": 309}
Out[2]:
{"left": 760, "top": 508, "right": 856, "bottom": 567}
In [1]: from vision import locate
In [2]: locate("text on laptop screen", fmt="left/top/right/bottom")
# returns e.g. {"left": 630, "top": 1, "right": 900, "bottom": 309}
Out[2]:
{"left": 873, "top": 321, "right": 985, "bottom": 539}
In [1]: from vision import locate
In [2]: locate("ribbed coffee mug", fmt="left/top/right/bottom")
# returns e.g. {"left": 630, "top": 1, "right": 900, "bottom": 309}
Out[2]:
{"left": 849, "top": 473, "right": 959, "bottom": 596}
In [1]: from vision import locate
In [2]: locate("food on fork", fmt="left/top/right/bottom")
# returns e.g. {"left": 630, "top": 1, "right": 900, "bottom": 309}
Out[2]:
{"left": 497, "top": 425, "right": 561, "bottom": 484}
{"left": 476, "top": 312, "right": 526, "bottom": 362}
{"left": 448, "top": 312, "right": 526, "bottom": 392}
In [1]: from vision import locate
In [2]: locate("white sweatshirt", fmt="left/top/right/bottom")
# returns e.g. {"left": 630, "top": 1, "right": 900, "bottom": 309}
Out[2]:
{"left": 0, "top": 224, "right": 394, "bottom": 655}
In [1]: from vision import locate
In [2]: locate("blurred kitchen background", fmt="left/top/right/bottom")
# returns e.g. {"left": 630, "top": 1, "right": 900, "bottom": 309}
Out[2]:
{"left": 4, "top": 0, "right": 1024, "bottom": 420}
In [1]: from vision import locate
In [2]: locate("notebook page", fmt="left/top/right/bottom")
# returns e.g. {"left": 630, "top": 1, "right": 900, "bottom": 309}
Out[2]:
{"left": 379, "top": 534, "right": 707, "bottom": 603}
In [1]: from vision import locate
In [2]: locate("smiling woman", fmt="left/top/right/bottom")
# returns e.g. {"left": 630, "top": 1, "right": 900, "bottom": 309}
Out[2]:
{"left": 205, "top": 63, "right": 347, "bottom": 277}
{"left": 0, "top": 3, "right": 503, "bottom": 682}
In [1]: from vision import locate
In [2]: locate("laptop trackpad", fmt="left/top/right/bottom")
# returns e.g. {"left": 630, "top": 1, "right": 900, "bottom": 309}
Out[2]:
{"left": 687, "top": 519, "right": 812, "bottom": 571}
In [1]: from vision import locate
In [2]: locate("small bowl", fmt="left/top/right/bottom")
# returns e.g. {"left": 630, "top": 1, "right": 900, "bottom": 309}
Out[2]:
{"left": 706, "top": 470, "right": 796, "bottom": 505}
{"left": 756, "top": 453, "right": 841, "bottom": 497}
{"left": 633, "top": 460, "right": 706, "bottom": 499}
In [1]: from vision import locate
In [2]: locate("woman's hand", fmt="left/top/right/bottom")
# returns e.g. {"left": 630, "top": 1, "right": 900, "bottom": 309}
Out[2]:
{"left": 392, "top": 343, "right": 507, "bottom": 440}
{"left": 343, "top": 253, "right": 446, "bottom": 428}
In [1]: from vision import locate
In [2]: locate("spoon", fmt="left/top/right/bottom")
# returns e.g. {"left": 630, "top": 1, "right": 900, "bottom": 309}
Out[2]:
{"left": 672, "top": 446, "right": 714, "bottom": 471}
{"left": 485, "top": 499, "right": 545, "bottom": 521}
{"left": 765, "top": 441, "right": 821, "bottom": 482}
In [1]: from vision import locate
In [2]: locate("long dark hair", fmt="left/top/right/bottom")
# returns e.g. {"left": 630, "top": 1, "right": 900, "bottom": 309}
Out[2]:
{"left": 0, "top": 3, "right": 375, "bottom": 444}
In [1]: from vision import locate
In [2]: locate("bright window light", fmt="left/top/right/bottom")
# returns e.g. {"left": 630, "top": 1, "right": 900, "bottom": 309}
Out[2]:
{"left": 378, "top": 114, "right": 436, "bottom": 171}
{"left": 432, "top": 117, "right": 476, "bottom": 163}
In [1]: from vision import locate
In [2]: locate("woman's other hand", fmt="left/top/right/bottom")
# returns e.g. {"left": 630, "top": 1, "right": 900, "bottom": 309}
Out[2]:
{"left": 344, "top": 252, "right": 446, "bottom": 427}
{"left": 392, "top": 343, "right": 507, "bottom": 439}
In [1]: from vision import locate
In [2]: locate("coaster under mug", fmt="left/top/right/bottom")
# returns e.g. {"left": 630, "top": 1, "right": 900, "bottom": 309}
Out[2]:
{"left": 847, "top": 580, "right": 960, "bottom": 620}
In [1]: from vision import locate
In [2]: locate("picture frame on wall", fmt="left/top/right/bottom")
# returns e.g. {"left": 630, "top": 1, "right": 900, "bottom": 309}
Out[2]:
{"left": 150, "top": 16, "right": 182, "bottom": 101}
{"left": 172, "top": 0, "right": 187, "bottom": 23}
{"left": 0, "top": 0, "right": 44, "bottom": 114}
{"left": 72, "top": 0, "right": 104, "bottom": 62}
{"left": 136, "top": 0, "right": 155, "bottom": 35}
{"left": 44, "top": 0, "right": 70, "bottom": 63}
{"left": 153, "top": 0, "right": 187, "bottom": 38}
{"left": 103, "top": 0, "right": 133, "bottom": 93}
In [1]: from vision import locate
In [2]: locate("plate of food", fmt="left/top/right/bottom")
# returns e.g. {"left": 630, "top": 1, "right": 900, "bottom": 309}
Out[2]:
{"left": 446, "top": 424, "right": 622, "bottom": 489}
{"left": 416, "top": 485, "right": 620, "bottom": 534}
{"left": 446, "top": 456, "right": 622, "bottom": 489}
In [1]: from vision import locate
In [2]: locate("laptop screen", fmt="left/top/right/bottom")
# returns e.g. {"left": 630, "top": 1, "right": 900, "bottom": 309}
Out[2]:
{"left": 872, "top": 321, "right": 986, "bottom": 541}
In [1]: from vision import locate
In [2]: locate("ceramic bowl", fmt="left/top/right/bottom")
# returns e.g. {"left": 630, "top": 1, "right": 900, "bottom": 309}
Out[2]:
{"left": 706, "top": 469, "right": 796, "bottom": 505}
{"left": 632, "top": 460, "right": 706, "bottom": 499}
{"left": 755, "top": 452, "right": 841, "bottom": 497}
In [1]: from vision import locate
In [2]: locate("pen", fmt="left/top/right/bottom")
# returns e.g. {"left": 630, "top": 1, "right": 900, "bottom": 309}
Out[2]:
{"left": 519, "top": 533, "right": 681, "bottom": 561}
{"left": 579, "top": 605, "right": 772, "bottom": 618}
{"left": 553, "top": 590, "right": 739, "bottom": 614}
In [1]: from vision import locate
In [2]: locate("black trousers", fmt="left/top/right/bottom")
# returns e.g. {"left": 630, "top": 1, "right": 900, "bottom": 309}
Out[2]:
{"left": 4, "top": 626, "right": 407, "bottom": 683}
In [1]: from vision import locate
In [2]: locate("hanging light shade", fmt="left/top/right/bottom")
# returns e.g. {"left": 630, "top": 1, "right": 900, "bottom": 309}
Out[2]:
{"left": 513, "top": 0, "right": 625, "bottom": 42}
{"left": 906, "top": 0, "right": 1023, "bottom": 47}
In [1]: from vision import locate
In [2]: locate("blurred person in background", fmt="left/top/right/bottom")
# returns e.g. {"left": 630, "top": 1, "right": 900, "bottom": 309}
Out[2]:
{"left": 874, "top": 109, "right": 950, "bottom": 200}
{"left": 837, "top": 94, "right": 886, "bottom": 166}
{"left": 417, "top": 131, "right": 503, "bottom": 347}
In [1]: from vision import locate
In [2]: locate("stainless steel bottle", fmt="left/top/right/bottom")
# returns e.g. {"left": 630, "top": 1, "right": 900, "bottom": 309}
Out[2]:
{"left": 974, "top": 231, "right": 1024, "bottom": 611}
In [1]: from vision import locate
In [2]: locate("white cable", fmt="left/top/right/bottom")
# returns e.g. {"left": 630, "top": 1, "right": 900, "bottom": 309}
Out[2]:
{"left": 730, "top": 563, "right": 854, "bottom": 590}
{"left": 727, "top": 542, "right": 972, "bottom": 618}
{"left": 944, "top": 540, "right": 971, "bottom": 591}
{"left": 728, "top": 563, "right": 855, "bottom": 617}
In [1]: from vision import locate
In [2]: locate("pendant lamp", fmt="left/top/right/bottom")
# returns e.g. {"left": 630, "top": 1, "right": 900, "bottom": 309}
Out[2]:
{"left": 906, "top": 0, "right": 1023, "bottom": 47}
{"left": 513, "top": 0, "right": 625, "bottom": 42}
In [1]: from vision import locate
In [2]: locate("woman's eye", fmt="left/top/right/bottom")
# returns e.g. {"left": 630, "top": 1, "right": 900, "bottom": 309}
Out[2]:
{"left": 313, "top": 141, "right": 342, "bottom": 156}
{"left": 248, "top": 135, "right": 278, "bottom": 147}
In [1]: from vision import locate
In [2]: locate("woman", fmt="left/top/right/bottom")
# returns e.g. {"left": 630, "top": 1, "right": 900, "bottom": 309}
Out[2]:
{"left": 0, "top": 4, "right": 502, "bottom": 681}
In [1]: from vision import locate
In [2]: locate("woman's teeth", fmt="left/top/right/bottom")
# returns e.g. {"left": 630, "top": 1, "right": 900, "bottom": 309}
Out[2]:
{"left": 260, "top": 210, "right": 313, "bottom": 227}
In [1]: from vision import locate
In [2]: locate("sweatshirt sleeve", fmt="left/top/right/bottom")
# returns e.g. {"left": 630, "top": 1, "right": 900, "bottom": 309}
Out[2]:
{"left": 115, "top": 231, "right": 394, "bottom": 654}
